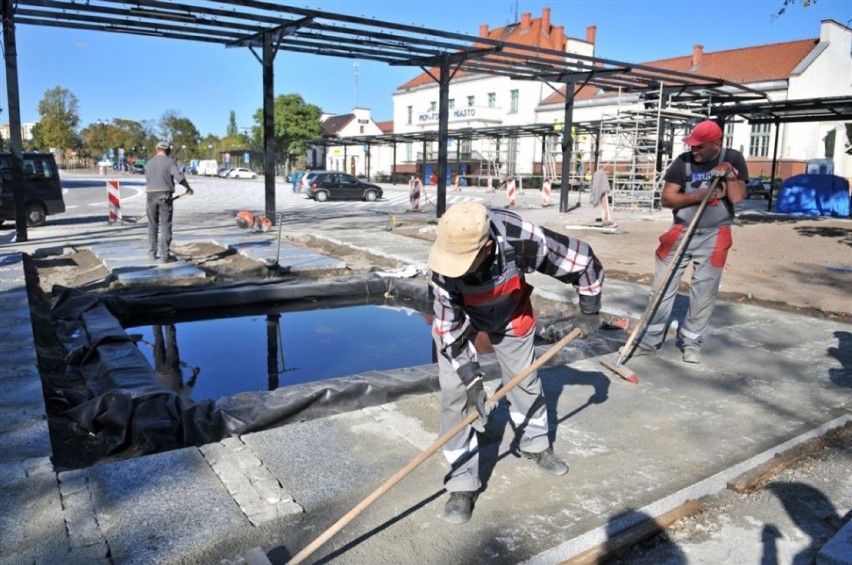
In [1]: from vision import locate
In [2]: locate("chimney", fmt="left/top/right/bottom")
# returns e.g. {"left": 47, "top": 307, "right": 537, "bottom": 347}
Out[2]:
{"left": 552, "top": 25, "right": 565, "bottom": 50}
{"left": 521, "top": 12, "right": 531, "bottom": 30}
{"left": 542, "top": 7, "right": 551, "bottom": 32}
{"left": 479, "top": 23, "right": 489, "bottom": 37}
{"left": 692, "top": 44, "right": 703, "bottom": 69}
{"left": 586, "top": 25, "right": 597, "bottom": 45}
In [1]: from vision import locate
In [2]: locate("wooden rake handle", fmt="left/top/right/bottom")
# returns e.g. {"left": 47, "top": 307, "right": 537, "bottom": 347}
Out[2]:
{"left": 288, "top": 328, "right": 583, "bottom": 564}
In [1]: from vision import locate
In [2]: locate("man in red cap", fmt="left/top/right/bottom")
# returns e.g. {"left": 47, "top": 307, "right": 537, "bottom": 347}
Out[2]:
{"left": 626, "top": 120, "right": 747, "bottom": 364}
{"left": 427, "top": 202, "right": 605, "bottom": 523}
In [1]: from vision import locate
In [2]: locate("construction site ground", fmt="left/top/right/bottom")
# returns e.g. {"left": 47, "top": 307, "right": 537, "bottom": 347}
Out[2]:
{"left": 1, "top": 172, "right": 850, "bottom": 564}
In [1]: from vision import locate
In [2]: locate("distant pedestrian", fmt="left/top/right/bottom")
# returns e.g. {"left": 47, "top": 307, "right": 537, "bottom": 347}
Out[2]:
{"left": 144, "top": 141, "right": 193, "bottom": 264}
{"left": 590, "top": 165, "right": 614, "bottom": 226}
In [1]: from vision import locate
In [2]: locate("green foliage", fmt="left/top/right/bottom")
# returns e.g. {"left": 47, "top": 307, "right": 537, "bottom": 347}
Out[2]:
{"left": 226, "top": 111, "right": 239, "bottom": 137}
{"left": 251, "top": 94, "right": 322, "bottom": 163}
{"left": 31, "top": 86, "right": 80, "bottom": 152}
{"left": 776, "top": 0, "right": 818, "bottom": 16}
{"left": 159, "top": 111, "right": 201, "bottom": 160}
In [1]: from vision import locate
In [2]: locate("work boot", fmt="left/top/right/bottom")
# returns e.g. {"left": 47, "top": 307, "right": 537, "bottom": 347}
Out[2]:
{"left": 521, "top": 447, "right": 569, "bottom": 476}
{"left": 443, "top": 491, "right": 477, "bottom": 524}
{"left": 682, "top": 346, "right": 702, "bottom": 364}
{"left": 619, "top": 345, "right": 656, "bottom": 359}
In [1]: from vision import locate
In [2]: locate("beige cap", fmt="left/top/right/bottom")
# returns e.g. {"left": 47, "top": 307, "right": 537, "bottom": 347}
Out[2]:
{"left": 155, "top": 140, "right": 170, "bottom": 150}
{"left": 427, "top": 203, "right": 490, "bottom": 277}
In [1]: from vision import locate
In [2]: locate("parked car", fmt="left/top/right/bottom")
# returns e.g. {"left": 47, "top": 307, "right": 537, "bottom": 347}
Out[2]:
{"left": 745, "top": 178, "right": 780, "bottom": 199}
{"left": 218, "top": 167, "right": 234, "bottom": 178}
{"left": 0, "top": 152, "right": 65, "bottom": 227}
{"left": 299, "top": 170, "right": 323, "bottom": 192}
{"left": 228, "top": 167, "right": 257, "bottom": 179}
{"left": 306, "top": 171, "right": 383, "bottom": 202}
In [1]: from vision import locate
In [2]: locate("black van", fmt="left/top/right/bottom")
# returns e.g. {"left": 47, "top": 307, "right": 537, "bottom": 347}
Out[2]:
{"left": 0, "top": 152, "right": 65, "bottom": 227}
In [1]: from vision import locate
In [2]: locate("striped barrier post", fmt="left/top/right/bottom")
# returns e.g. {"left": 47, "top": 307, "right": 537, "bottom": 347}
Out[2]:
{"left": 409, "top": 178, "right": 422, "bottom": 212}
{"left": 506, "top": 178, "right": 516, "bottom": 207}
{"left": 107, "top": 179, "right": 122, "bottom": 224}
{"left": 541, "top": 178, "right": 552, "bottom": 207}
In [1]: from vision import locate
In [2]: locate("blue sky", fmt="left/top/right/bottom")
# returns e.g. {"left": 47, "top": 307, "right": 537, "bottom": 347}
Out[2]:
{"left": 3, "top": 0, "right": 850, "bottom": 137}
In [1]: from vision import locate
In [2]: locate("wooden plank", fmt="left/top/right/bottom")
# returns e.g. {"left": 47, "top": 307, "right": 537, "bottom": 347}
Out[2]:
{"left": 727, "top": 436, "right": 827, "bottom": 494}
{"left": 562, "top": 499, "right": 702, "bottom": 565}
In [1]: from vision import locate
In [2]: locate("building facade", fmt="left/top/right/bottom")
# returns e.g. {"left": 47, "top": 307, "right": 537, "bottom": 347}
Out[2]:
{"left": 386, "top": 8, "right": 851, "bottom": 190}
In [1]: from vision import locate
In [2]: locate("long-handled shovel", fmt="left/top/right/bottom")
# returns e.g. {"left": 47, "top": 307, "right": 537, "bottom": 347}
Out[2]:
{"left": 287, "top": 328, "right": 584, "bottom": 564}
{"left": 603, "top": 176, "right": 724, "bottom": 381}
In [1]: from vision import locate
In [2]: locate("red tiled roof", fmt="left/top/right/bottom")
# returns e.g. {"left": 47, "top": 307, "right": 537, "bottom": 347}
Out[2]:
{"left": 321, "top": 114, "right": 354, "bottom": 137}
{"left": 542, "top": 38, "right": 817, "bottom": 106}
{"left": 375, "top": 120, "right": 394, "bottom": 134}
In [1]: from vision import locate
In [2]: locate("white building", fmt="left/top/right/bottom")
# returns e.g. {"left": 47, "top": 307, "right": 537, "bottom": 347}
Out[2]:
{"left": 386, "top": 8, "right": 851, "bottom": 189}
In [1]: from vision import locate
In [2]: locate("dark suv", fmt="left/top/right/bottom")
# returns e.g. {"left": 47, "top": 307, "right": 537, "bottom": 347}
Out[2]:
{"left": 0, "top": 152, "right": 65, "bottom": 227}
{"left": 306, "top": 171, "right": 383, "bottom": 202}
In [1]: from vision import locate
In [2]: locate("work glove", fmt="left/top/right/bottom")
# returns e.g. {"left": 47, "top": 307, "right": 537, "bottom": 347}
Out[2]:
{"left": 538, "top": 320, "right": 572, "bottom": 343}
{"left": 462, "top": 372, "right": 493, "bottom": 433}
{"left": 573, "top": 312, "right": 601, "bottom": 338}
{"left": 709, "top": 162, "right": 738, "bottom": 181}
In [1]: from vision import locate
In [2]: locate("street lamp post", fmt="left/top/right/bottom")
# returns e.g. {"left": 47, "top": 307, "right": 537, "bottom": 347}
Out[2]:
{"left": 208, "top": 144, "right": 213, "bottom": 158}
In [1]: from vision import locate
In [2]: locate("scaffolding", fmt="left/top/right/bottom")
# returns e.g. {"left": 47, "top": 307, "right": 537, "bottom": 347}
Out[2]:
{"left": 595, "top": 87, "right": 711, "bottom": 210}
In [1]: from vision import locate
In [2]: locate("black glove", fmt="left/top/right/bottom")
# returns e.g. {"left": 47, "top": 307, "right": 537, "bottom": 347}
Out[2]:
{"left": 463, "top": 373, "right": 493, "bottom": 432}
{"left": 538, "top": 321, "right": 571, "bottom": 343}
{"left": 573, "top": 312, "right": 600, "bottom": 338}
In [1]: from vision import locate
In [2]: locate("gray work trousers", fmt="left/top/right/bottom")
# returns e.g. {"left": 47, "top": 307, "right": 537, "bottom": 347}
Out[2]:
{"left": 639, "top": 224, "right": 732, "bottom": 350}
{"left": 437, "top": 327, "right": 550, "bottom": 493}
{"left": 146, "top": 192, "right": 174, "bottom": 257}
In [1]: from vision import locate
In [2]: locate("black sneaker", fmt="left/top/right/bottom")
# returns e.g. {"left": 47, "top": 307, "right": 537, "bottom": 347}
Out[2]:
{"left": 443, "top": 491, "right": 477, "bottom": 524}
{"left": 521, "top": 447, "right": 569, "bottom": 476}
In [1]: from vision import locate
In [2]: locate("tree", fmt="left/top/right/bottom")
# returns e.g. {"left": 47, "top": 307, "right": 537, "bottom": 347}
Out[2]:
{"left": 776, "top": 0, "right": 819, "bottom": 16}
{"left": 226, "top": 111, "right": 239, "bottom": 137}
{"left": 251, "top": 94, "right": 322, "bottom": 167}
{"left": 31, "top": 86, "right": 80, "bottom": 152}
{"left": 159, "top": 111, "right": 201, "bottom": 160}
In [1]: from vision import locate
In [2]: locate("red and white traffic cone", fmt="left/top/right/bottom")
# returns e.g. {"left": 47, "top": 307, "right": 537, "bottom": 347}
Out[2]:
{"left": 107, "top": 179, "right": 122, "bottom": 224}
{"left": 506, "top": 178, "right": 516, "bottom": 207}
{"left": 541, "top": 178, "right": 552, "bottom": 207}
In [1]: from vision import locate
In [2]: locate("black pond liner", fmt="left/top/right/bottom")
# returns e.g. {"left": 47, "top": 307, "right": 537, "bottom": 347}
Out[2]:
{"left": 50, "top": 275, "right": 437, "bottom": 456}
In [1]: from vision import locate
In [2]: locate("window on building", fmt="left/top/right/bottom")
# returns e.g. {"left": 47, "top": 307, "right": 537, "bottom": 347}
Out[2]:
{"left": 467, "top": 95, "right": 475, "bottom": 107}
{"left": 724, "top": 122, "right": 734, "bottom": 148}
{"left": 429, "top": 101, "right": 437, "bottom": 112}
{"left": 488, "top": 93, "right": 496, "bottom": 108}
{"left": 509, "top": 90, "right": 519, "bottom": 114}
{"left": 406, "top": 106, "right": 412, "bottom": 125}
{"left": 448, "top": 99, "right": 455, "bottom": 110}
{"left": 405, "top": 142, "right": 412, "bottom": 162}
{"left": 460, "top": 138, "right": 472, "bottom": 158}
{"left": 749, "top": 123, "right": 771, "bottom": 158}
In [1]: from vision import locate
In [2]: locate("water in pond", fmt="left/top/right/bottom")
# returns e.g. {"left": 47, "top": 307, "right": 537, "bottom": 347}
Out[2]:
{"left": 128, "top": 304, "right": 434, "bottom": 400}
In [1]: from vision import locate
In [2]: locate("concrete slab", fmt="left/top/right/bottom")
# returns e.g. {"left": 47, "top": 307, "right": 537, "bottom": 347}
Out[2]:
{"left": 83, "top": 447, "right": 249, "bottom": 565}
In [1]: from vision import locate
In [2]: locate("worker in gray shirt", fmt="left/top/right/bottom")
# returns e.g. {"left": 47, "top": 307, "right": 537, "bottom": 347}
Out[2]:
{"left": 144, "top": 141, "right": 193, "bottom": 263}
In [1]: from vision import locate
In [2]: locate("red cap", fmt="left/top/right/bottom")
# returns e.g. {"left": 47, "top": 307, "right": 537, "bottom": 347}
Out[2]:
{"left": 683, "top": 121, "right": 722, "bottom": 146}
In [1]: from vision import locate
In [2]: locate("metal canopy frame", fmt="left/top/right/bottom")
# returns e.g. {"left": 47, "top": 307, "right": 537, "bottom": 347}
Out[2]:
{"left": 712, "top": 95, "right": 852, "bottom": 124}
{"left": 3, "top": 0, "right": 769, "bottom": 241}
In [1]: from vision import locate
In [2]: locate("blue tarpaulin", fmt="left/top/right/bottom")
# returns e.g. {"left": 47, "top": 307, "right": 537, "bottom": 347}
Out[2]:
{"left": 774, "top": 174, "right": 850, "bottom": 217}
